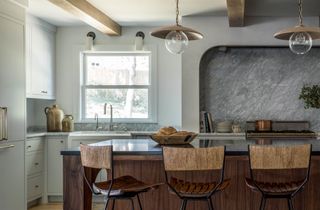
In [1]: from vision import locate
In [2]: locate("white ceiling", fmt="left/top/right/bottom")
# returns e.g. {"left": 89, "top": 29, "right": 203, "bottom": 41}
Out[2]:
{"left": 27, "top": 0, "right": 320, "bottom": 27}
{"left": 27, "top": 0, "right": 82, "bottom": 26}
{"left": 27, "top": 0, "right": 226, "bottom": 26}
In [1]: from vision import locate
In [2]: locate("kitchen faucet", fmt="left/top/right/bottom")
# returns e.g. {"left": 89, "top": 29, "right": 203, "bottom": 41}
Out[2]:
{"left": 94, "top": 113, "right": 101, "bottom": 131}
{"left": 104, "top": 103, "right": 113, "bottom": 131}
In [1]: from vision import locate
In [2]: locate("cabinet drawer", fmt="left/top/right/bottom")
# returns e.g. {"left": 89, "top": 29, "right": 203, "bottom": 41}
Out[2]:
{"left": 26, "top": 152, "right": 43, "bottom": 176}
{"left": 26, "top": 138, "right": 44, "bottom": 153}
{"left": 27, "top": 175, "right": 42, "bottom": 201}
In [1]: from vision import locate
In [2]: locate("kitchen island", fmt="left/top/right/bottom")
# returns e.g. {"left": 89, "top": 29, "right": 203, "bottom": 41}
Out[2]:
{"left": 61, "top": 139, "right": 320, "bottom": 210}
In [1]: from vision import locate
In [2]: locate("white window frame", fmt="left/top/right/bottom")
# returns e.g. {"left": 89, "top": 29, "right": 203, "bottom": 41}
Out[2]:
{"left": 79, "top": 47, "right": 157, "bottom": 123}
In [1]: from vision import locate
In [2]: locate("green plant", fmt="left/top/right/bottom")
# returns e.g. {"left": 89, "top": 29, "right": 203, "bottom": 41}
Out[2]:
{"left": 299, "top": 85, "right": 320, "bottom": 109}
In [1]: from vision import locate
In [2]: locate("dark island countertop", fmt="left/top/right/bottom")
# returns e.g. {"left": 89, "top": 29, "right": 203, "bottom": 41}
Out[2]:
{"left": 61, "top": 138, "right": 320, "bottom": 156}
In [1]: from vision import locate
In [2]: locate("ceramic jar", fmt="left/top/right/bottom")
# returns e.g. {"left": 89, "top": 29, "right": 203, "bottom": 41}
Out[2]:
{"left": 232, "top": 124, "right": 242, "bottom": 133}
{"left": 62, "top": 115, "right": 74, "bottom": 132}
{"left": 44, "top": 104, "right": 64, "bottom": 132}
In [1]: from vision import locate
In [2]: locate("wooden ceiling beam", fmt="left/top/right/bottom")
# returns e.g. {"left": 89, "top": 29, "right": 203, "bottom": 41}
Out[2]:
{"left": 226, "top": 0, "right": 245, "bottom": 27}
{"left": 49, "top": 0, "right": 121, "bottom": 36}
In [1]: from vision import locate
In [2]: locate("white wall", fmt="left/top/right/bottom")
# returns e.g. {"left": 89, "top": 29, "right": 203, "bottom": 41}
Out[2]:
{"left": 55, "top": 26, "right": 182, "bottom": 127}
{"left": 181, "top": 16, "right": 320, "bottom": 131}
{"left": 29, "top": 15, "right": 320, "bottom": 131}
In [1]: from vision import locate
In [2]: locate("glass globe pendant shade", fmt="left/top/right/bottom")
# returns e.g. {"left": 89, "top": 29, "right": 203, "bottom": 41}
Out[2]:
{"left": 165, "top": 30, "right": 189, "bottom": 54}
{"left": 289, "top": 32, "right": 312, "bottom": 55}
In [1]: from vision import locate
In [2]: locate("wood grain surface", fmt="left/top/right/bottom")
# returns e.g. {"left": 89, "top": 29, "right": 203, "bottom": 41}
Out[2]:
{"left": 63, "top": 155, "right": 320, "bottom": 210}
{"left": 80, "top": 144, "right": 112, "bottom": 169}
{"left": 249, "top": 144, "right": 311, "bottom": 169}
{"left": 163, "top": 146, "right": 225, "bottom": 171}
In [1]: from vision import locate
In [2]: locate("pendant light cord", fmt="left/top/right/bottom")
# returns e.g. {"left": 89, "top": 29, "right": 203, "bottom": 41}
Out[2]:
{"left": 298, "top": 0, "right": 303, "bottom": 25}
{"left": 176, "top": 0, "right": 180, "bottom": 26}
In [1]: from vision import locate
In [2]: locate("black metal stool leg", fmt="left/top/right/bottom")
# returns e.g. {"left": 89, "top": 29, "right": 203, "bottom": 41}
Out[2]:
{"left": 259, "top": 197, "right": 266, "bottom": 210}
{"left": 207, "top": 198, "right": 213, "bottom": 210}
{"left": 130, "top": 198, "right": 135, "bottom": 210}
{"left": 137, "top": 194, "right": 142, "bottom": 210}
{"left": 104, "top": 198, "right": 110, "bottom": 210}
{"left": 180, "top": 199, "right": 187, "bottom": 210}
{"left": 287, "top": 198, "right": 294, "bottom": 210}
{"left": 112, "top": 199, "right": 116, "bottom": 210}
{"left": 184, "top": 200, "right": 188, "bottom": 210}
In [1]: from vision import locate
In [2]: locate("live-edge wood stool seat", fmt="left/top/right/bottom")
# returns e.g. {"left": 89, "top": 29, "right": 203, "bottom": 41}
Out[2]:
{"left": 80, "top": 144, "right": 162, "bottom": 210}
{"left": 162, "top": 146, "right": 230, "bottom": 210}
{"left": 246, "top": 144, "right": 312, "bottom": 210}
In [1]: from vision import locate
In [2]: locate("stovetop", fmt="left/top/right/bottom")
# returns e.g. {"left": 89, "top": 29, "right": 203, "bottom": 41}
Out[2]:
{"left": 245, "top": 121, "right": 317, "bottom": 139}
{"left": 247, "top": 130, "right": 315, "bottom": 134}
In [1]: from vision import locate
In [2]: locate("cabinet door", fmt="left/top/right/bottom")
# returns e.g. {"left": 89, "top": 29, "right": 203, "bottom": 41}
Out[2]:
{"left": 47, "top": 138, "right": 66, "bottom": 195}
{"left": 29, "top": 24, "right": 55, "bottom": 99}
{"left": 0, "top": 141, "right": 25, "bottom": 210}
{"left": 0, "top": 13, "right": 25, "bottom": 141}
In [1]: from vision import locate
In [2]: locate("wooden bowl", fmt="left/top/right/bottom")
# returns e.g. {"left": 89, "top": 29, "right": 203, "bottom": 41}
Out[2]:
{"left": 150, "top": 133, "right": 198, "bottom": 145}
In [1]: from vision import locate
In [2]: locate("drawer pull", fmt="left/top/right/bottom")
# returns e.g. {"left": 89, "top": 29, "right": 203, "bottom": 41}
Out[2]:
{"left": 0, "top": 107, "right": 8, "bottom": 141}
{"left": 35, "top": 162, "right": 39, "bottom": 166}
{"left": 35, "top": 185, "right": 39, "bottom": 188}
{"left": 60, "top": 140, "right": 64, "bottom": 143}
{"left": 41, "top": 90, "right": 48, "bottom": 94}
{"left": 27, "top": 145, "right": 32, "bottom": 148}
{"left": 0, "top": 144, "right": 14, "bottom": 150}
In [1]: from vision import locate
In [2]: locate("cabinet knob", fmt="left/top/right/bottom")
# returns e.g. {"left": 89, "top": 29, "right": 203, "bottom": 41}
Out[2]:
{"left": 35, "top": 162, "right": 39, "bottom": 166}
{"left": 35, "top": 185, "right": 39, "bottom": 188}
{"left": 41, "top": 90, "right": 48, "bottom": 94}
{"left": 27, "top": 145, "right": 32, "bottom": 148}
{"left": 60, "top": 140, "right": 64, "bottom": 143}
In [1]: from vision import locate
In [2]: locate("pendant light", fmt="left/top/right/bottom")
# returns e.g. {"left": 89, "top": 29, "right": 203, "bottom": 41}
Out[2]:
{"left": 151, "top": 0, "right": 203, "bottom": 54}
{"left": 274, "top": 0, "right": 320, "bottom": 55}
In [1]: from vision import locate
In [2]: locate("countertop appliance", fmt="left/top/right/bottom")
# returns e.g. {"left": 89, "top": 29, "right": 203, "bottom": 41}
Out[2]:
{"left": 246, "top": 121, "right": 317, "bottom": 140}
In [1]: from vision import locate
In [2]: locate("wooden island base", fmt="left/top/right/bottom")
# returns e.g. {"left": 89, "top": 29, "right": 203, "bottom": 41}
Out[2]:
{"left": 63, "top": 155, "right": 320, "bottom": 210}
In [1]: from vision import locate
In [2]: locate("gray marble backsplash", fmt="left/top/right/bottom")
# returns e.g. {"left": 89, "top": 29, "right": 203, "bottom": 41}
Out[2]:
{"left": 27, "top": 123, "right": 161, "bottom": 132}
{"left": 200, "top": 47, "right": 320, "bottom": 131}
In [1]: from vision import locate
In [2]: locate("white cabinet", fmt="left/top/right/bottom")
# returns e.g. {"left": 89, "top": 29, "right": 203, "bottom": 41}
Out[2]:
{"left": 47, "top": 137, "right": 67, "bottom": 195}
{"left": 0, "top": 141, "right": 25, "bottom": 210}
{"left": 26, "top": 15, "right": 56, "bottom": 100}
{"left": 68, "top": 134, "right": 130, "bottom": 148}
{"left": 26, "top": 137, "right": 45, "bottom": 202}
{"left": 0, "top": 5, "right": 25, "bottom": 141}
{"left": 0, "top": 1, "right": 26, "bottom": 210}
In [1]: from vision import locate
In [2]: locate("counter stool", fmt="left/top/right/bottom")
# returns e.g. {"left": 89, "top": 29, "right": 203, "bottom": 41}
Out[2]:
{"left": 246, "top": 144, "right": 312, "bottom": 210}
{"left": 162, "top": 146, "right": 230, "bottom": 210}
{"left": 80, "top": 144, "right": 161, "bottom": 210}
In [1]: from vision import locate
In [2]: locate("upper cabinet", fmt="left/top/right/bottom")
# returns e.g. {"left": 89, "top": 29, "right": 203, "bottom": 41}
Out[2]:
{"left": 26, "top": 15, "right": 56, "bottom": 100}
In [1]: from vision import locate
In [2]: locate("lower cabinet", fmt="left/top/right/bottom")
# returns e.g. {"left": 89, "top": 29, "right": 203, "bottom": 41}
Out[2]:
{"left": 47, "top": 136, "right": 67, "bottom": 195}
{"left": 26, "top": 137, "right": 45, "bottom": 203}
{"left": 26, "top": 133, "right": 132, "bottom": 199}
{"left": 68, "top": 135, "right": 130, "bottom": 148}
{"left": 27, "top": 175, "right": 43, "bottom": 201}
{"left": 0, "top": 141, "right": 25, "bottom": 210}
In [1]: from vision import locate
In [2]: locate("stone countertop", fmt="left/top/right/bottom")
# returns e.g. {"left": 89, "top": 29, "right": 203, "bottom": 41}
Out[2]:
{"left": 27, "top": 132, "right": 71, "bottom": 138}
{"left": 26, "top": 131, "right": 247, "bottom": 139}
{"left": 199, "top": 132, "right": 245, "bottom": 136}
{"left": 28, "top": 131, "right": 319, "bottom": 139}
{"left": 60, "top": 138, "right": 320, "bottom": 156}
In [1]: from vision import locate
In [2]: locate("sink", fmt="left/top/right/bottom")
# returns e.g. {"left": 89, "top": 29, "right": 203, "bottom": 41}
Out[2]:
{"left": 70, "top": 131, "right": 131, "bottom": 137}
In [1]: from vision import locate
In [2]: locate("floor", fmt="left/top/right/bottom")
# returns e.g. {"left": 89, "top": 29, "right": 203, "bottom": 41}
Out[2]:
{"left": 28, "top": 203, "right": 104, "bottom": 210}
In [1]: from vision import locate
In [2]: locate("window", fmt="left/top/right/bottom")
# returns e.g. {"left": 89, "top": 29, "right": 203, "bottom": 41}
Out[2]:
{"left": 81, "top": 52, "right": 156, "bottom": 122}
